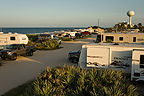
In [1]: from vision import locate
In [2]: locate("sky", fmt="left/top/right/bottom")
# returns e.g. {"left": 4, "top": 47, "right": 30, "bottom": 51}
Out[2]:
{"left": 0, "top": 0, "right": 144, "bottom": 27}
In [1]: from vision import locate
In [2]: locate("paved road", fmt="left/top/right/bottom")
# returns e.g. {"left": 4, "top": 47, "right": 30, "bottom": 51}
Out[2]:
{"left": 0, "top": 35, "right": 96, "bottom": 95}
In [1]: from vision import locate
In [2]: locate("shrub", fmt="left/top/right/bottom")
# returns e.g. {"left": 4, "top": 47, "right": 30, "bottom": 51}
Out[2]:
{"left": 3, "top": 66, "right": 138, "bottom": 96}
{"left": 27, "top": 40, "right": 36, "bottom": 46}
{"left": 35, "top": 39, "right": 60, "bottom": 50}
{"left": 106, "top": 39, "right": 113, "bottom": 43}
{"left": 27, "top": 34, "right": 38, "bottom": 42}
{"left": 27, "top": 39, "right": 60, "bottom": 50}
{"left": 28, "top": 66, "right": 137, "bottom": 96}
{"left": 62, "top": 37, "right": 72, "bottom": 41}
{"left": 76, "top": 34, "right": 91, "bottom": 39}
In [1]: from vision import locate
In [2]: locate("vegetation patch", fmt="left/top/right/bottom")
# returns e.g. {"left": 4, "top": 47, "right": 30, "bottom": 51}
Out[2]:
{"left": 3, "top": 65, "right": 138, "bottom": 96}
{"left": 62, "top": 37, "right": 72, "bottom": 41}
{"left": 105, "top": 39, "right": 113, "bottom": 43}
{"left": 36, "top": 39, "right": 60, "bottom": 50}
{"left": 28, "top": 39, "right": 60, "bottom": 50}
{"left": 26, "top": 34, "right": 38, "bottom": 42}
{"left": 27, "top": 34, "right": 61, "bottom": 50}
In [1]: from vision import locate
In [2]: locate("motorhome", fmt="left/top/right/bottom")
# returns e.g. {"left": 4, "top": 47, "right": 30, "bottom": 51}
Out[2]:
{"left": 0, "top": 32, "right": 28, "bottom": 47}
{"left": 97, "top": 33, "right": 144, "bottom": 43}
{"left": 78, "top": 43, "right": 144, "bottom": 81}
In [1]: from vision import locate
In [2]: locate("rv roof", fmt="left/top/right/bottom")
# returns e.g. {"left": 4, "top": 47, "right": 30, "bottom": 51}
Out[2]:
{"left": 86, "top": 43, "right": 144, "bottom": 48}
{"left": 102, "top": 32, "right": 144, "bottom": 35}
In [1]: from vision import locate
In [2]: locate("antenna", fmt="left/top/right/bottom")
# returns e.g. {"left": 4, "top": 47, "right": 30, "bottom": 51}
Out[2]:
{"left": 98, "top": 18, "right": 100, "bottom": 27}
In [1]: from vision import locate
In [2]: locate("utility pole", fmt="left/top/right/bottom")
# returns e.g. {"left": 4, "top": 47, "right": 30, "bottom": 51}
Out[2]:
{"left": 98, "top": 18, "right": 100, "bottom": 27}
{"left": 98, "top": 19, "right": 102, "bottom": 44}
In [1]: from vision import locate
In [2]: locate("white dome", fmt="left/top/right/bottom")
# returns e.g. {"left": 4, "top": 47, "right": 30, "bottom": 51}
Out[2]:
{"left": 127, "top": 11, "right": 135, "bottom": 17}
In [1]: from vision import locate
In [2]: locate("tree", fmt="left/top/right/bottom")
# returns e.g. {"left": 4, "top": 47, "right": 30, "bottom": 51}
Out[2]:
{"left": 138, "top": 23, "right": 143, "bottom": 32}
{"left": 127, "top": 24, "right": 131, "bottom": 29}
{"left": 121, "top": 23, "right": 127, "bottom": 30}
{"left": 138, "top": 23, "right": 142, "bottom": 28}
{"left": 133, "top": 25, "right": 138, "bottom": 29}
{"left": 92, "top": 26, "right": 99, "bottom": 29}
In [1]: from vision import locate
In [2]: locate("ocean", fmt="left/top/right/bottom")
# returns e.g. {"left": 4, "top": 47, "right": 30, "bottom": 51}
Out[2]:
{"left": 1, "top": 27, "right": 86, "bottom": 34}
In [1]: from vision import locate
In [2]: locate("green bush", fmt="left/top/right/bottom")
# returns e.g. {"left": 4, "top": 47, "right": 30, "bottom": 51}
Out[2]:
{"left": 19, "top": 65, "right": 137, "bottom": 96}
{"left": 3, "top": 66, "right": 138, "bottom": 96}
{"left": 62, "top": 38, "right": 72, "bottom": 41}
{"left": 27, "top": 39, "right": 60, "bottom": 50}
{"left": 76, "top": 34, "right": 91, "bottom": 39}
{"left": 27, "top": 34, "right": 38, "bottom": 42}
{"left": 36, "top": 39, "right": 59, "bottom": 50}
{"left": 106, "top": 39, "right": 113, "bottom": 43}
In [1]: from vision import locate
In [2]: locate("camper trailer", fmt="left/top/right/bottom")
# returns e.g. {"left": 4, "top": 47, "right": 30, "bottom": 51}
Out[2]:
{"left": 78, "top": 43, "right": 144, "bottom": 81}
{"left": 97, "top": 33, "right": 144, "bottom": 43}
{"left": 0, "top": 32, "right": 28, "bottom": 47}
{"left": 64, "top": 32, "right": 77, "bottom": 37}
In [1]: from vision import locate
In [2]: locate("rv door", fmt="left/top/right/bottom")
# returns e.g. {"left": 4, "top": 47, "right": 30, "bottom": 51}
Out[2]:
{"left": 132, "top": 49, "right": 144, "bottom": 81}
{"left": 0, "top": 37, "right": 7, "bottom": 46}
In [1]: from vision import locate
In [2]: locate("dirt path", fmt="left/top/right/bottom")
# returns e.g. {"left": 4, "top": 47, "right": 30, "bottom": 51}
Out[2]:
{"left": 0, "top": 35, "right": 97, "bottom": 95}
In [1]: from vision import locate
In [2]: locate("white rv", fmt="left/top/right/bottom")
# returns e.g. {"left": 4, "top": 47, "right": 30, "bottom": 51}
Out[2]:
{"left": 0, "top": 32, "right": 28, "bottom": 48}
{"left": 78, "top": 43, "right": 144, "bottom": 81}
{"left": 64, "top": 32, "right": 77, "bottom": 37}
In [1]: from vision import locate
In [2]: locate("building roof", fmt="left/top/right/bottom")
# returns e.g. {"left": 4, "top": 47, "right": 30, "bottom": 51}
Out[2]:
{"left": 103, "top": 32, "right": 144, "bottom": 35}
{"left": 85, "top": 43, "right": 144, "bottom": 48}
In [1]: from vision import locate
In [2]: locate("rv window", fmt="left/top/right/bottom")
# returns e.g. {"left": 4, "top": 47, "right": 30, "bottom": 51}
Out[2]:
{"left": 106, "top": 36, "right": 114, "bottom": 41}
{"left": 133, "top": 37, "right": 136, "bottom": 42}
{"left": 10, "top": 37, "right": 15, "bottom": 40}
{"left": 119, "top": 37, "right": 123, "bottom": 41}
{"left": 140, "top": 55, "right": 144, "bottom": 68}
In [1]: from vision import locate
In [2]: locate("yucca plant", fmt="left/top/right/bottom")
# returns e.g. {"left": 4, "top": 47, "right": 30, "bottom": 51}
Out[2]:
{"left": 35, "top": 39, "right": 59, "bottom": 50}
{"left": 31, "top": 65, "right": 138, "bottom": 96}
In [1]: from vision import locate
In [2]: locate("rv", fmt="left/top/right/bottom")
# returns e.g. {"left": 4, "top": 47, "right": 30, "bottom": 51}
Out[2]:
{"left": 78, "top": 43, "right": 144, "bottom": 81}
{"left": 97, "top": 33, "right": 144, "bottom": 43}
{"left": 64, "top": 32, "right": 77, "bottom": 37}
{"left": 0, "top": 32, "right": 28, "bottom": 48}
